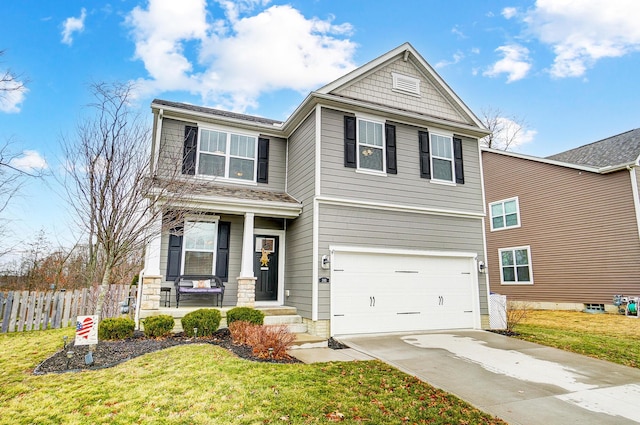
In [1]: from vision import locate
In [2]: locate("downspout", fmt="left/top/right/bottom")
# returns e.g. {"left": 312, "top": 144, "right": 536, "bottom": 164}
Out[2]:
{"left": 627, "top": 164, "right": 640, "bottom": 241}
{"left": 134, "top": 269, "right": 144, "bottom": 330}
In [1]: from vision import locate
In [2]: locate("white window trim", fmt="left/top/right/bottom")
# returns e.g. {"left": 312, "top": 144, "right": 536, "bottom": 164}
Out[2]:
{"left": 391, "top": 72, "right": 421, "bottom": 97}
{"left": 498, "top": 245, "right": 533, "bottom": 285}
{"left": 489, "top": 197, "right": 521, "bottom": 231}
{"left": 356, "top": 114, "right": 386, "bottom": 175}
{"left": 429, "top": 130, "right": 455, "bottom": 184}
{"left": 181, "top": 216, "right": 220, "bottom": 276}
{"left": 195, "top": 125, "right": 259, "bottom": 183}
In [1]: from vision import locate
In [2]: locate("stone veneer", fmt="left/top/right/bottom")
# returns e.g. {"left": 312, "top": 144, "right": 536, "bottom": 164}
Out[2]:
{"left": 236, "top": 277, "right": 257, "bottom": 307}
{"left": 141, "top": 275, "right": 162, "bottom": 310}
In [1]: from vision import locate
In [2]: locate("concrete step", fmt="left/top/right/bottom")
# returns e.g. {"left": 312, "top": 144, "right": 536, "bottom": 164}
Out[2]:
{"left": 289, "top": 333, "right": 328, "bottom": 349}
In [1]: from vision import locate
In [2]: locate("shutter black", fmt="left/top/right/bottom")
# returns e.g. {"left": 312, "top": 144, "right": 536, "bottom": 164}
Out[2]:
{"left": 453, "top": 137, "right": 464, "bottom": 184}
{"left": 257, "top": 137, "right": 269, "bottom": 183}
{"left": 344, "top": 115, "right": 357, "bottom": 168}
{"left": 418, "top": 131, "right": 431, "bottom": 179}
{"left": 385, "top": 124, "right": 397, "bottom": 174}
{"left": 166, "top": 229, "right": 183, "bottom": 282}
{"left": 216, "top": 221, "right": 231, "bottom": 281}
{"left": 182, "top": 125, "right": 198, "bottom": 175}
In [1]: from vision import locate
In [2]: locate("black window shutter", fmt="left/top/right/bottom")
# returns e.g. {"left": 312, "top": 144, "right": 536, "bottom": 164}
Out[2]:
{"left": 166, "top": 228, "right": 183, "bottom": 282}
{"left": 418, "top": 131, "right": 431, "bottom": 179}
{"left": 453, "top": 137, "right": 464, "bottom": 184}
{"left": 257, "top": 137, "right": 269, "bottom": 183}
{"left": 182, "top": 125, "right": 198, "bottom": 175}
{"left": 216, "top": 221, "right": 231, "bottom": 281}
{"left": 385, "top": 124, "right": 397, "bottom": 174}
{"left": 344, "top": 116, "right": 357, "bottom": 168}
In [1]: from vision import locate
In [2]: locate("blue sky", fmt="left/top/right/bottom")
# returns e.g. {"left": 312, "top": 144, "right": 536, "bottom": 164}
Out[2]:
{"left": 1, "top": 0, "right": 640, "bottom": 254}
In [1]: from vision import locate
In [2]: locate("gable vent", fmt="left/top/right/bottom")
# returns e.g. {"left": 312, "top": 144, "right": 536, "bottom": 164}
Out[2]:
{"left": 392, "top": 72, "right": 420, "bottom": 96}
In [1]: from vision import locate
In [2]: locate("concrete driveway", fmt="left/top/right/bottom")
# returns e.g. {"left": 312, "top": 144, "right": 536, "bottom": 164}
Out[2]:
{"left": 340, "top": 330, "right": 640, "bottom": 425}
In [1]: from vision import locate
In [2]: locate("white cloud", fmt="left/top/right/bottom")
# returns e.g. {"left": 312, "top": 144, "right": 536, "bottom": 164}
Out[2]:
{"left": 484, "top": 44, "right": 531, "bottom": 82}
{"left": 523, "top": 0, "right": 640, "bottom": 78}
{"left": 9, "top": 150, "right": 48, "bottom": 173}
{"left": 61, "top": 8, "right": 87, "bottom": 45}
{"left": 435, "top": 51, "right": 464, "bottom": 69}
{"left": 0, "top": 77, "right": 28, "bottom": 113}
{"left": 126, "top": 0, "right": 356, "bottom": 112}
{"left": 502, "top": 7, "right": 517, "bottom": 19}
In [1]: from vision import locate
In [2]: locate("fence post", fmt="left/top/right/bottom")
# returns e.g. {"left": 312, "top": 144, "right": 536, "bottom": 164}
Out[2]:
{"left": 1, "top": 292, "right": 13, "bottom": 333}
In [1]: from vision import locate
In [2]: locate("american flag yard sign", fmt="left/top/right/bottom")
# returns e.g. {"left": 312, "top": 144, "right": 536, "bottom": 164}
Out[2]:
{"left": 75, "top": 315, "right": 98, "bottom": 346}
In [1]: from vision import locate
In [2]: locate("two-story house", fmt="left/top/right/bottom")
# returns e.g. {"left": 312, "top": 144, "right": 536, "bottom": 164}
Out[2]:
{"left": 139, "top": 43, "right": 491, "bottom": 337}
{"left": 482, "top": 129, "right": 640, "bottom": 312}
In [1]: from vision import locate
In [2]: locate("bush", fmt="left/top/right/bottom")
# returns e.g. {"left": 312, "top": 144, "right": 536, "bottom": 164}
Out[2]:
{"left": 228, "top": 320, "right": 256, "bottom": 345}
{"left": 226, "top": 307, "right": 265, "bottom": 325}
{"left": 142, "top": 315, "right": 174, "bottom": 338}
{"left": 247, "top": 325, "right": 296, "bottom": 359}
{"left": 98, "top": 317, "right": 135, "bottom": 340}
{"left": 181, "top": 309, "right": 221, "bottom": 337}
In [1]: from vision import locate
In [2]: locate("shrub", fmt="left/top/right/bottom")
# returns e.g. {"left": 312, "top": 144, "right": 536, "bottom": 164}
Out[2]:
{"left": 181, "top": 308, "right": 221, "bottom": 337}
{"left": 98, "top": 317, "right": 135, "bottom": 340}
{"left": 142, "top": 315, "right": 174, "bottom": 338}
{"left": 226, "top": 307, "right": 265, "bottom": 325}
{"left": 247, "top": 324, "right": 296, "bottom": 359}
{"left": 228, "top": 320, "right": 256, "bottom": 345}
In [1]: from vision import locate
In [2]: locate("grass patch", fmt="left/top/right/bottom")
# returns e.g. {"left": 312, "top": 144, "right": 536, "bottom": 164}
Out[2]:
{"left": 0, "top": 329, "right": 506, "bottom": 424}
{"left": 515, "top": 310, "right": 640, "bottom": 368}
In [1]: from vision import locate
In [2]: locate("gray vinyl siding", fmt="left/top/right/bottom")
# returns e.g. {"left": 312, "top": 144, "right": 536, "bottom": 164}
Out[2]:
{"left": 156, "top": 117, "right": 287, "bottom": 192}
{"left": 320, "top": 108, "right": 484, "bottom": 214}
{"left": 283, "top": 111, "right": 316, "bottom": 318}
{"left": 317, "top": 203, "right": 488, "bottom": 320}
{"left": 483, "top": 151, "right": 640, "bottom": 305}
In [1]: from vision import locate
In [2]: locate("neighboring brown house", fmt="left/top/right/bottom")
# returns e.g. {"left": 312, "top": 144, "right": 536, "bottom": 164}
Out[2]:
{"left": 482, "top": 129, "right": 640, "bottom": 311}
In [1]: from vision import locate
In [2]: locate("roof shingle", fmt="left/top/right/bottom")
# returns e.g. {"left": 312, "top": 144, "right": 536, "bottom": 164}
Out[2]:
{"left": 547, "top": 128, "right": 640, "bottom": 167}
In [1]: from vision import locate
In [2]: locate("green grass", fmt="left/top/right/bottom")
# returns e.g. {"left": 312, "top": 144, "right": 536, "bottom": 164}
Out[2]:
{"left": 515, "top": 310, "right": 640, "bottom": 368}
{"left": 0, "top": 328, "right": 505, "bottom": 424}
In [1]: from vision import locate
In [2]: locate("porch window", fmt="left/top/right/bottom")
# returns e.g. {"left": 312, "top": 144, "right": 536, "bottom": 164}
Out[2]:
{"left": 183, "top": 221, "right": 218, "bottom": 275}
{"left": 499, "top": 246, "right": 533, "bottom": 284}
{"left": 198, "top": 129, "right": 256, "bottom": 181}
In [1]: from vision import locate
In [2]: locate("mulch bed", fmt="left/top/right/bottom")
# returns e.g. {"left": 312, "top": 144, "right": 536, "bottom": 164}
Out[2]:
{"left": 34, "top": 328, "right": 300, "bottom": 375}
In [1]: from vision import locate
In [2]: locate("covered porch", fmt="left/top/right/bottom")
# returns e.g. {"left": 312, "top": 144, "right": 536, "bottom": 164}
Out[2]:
{"left": 137, "top": 186, "right": 302, "bottom": 326}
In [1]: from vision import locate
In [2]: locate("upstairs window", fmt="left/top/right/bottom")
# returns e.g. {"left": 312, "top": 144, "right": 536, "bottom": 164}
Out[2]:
{"left": 198, "top": 129, "right": 256, "bottom": 181}
{"left": 499, "top": 246, "right": 533, "bottom": 284}
{"left": 430, "top": 133, "right": 454, "bottom": 182}
{"left": 358, "top": 118, "right": 385, "bottom": 172}
{"left": 490, "top": 197, "right": 520, "bottom": 231}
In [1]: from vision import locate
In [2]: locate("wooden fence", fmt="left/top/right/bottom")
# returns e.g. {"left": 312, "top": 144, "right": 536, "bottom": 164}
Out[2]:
{"left": 0, "top": 285, "right": 137, "bottom": 333}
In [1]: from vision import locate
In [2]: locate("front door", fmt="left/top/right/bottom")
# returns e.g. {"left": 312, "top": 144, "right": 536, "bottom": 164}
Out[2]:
{"left": 254, "top": 235, "right": 279, "bottom": 301}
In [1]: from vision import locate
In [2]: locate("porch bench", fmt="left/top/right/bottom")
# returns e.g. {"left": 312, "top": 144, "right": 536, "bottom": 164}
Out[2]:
{"left": 174, "top": 274, "right": 225, "bottom": 308}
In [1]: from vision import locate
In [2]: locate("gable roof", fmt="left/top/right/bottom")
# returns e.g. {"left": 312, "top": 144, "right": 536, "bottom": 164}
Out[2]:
{"left": 547, "top": 128, "right": 640, "bottom": 168}
{"left": 316, "top": 42, "right": 486, "bottom": 131}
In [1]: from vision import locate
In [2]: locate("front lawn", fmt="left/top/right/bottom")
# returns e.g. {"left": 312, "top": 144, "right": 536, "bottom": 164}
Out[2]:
{"left": 0, "top": 328, "right": 505, "bottom": 424}
{"left": 515, "top": 310, "right": 640, "bottom": 368}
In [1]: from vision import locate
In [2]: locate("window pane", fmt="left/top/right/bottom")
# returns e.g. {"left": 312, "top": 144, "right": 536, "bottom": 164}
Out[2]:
{"left": 491, "top": 203, "right": 504, "bottom": 217}
{"left": 493, "top": 216, "right": 504, "bottom": 229}
{"left": 516, "top": 266, "right": 530, "bottom": 282}
{"left": 501, "top": 250, "right": 514, "bottom": 266}
{"left": 185, "top": 222, "right": 217, "bottom": 250}
{"left": 230, "top": 135, "right": 256, "bottom": 158}
{"left": 431, "top": 135, "right": 452, "bottom": 159}
{"left": 184, "top": 252, "right": 214, "bottom": 275}
{"left": 505, "top": 213, "right": 518, "bottom": 226}
{"left": 502, "top": 267, "right": 515, "bottom": 282}
{"left": 359, "top": 120, "right": 383, "bottom": 147}
{"left": 198, "top": 153, "right": 225, "bottom": 176}
{"left": 432, "top": 158, "right": 453, "bottom": 181}
{"left": 504, "top": 200, "right": 517, "bottom": 214}
{"left": 201, "top": 130, "right": 226, "bottom": 153}
{"left": 359, "top": 145, "right": 383, "bottom": 171}
{"left": 229, "top": 157, "right": 254, "bottom": 180}
{"left": 515, "top": 249, "right": 529, "bottom": 265}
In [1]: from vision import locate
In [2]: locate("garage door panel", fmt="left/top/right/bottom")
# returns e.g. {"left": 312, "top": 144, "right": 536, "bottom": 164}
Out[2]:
{"left": 332, "top": 251, "right": 476, "bottom": 335}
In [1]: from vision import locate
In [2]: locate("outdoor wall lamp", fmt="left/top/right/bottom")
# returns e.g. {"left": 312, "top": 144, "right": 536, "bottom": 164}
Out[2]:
{"left": 478, "top": 261, "right": 487, "bottom": 274}
{"left": 321, "top": 255, "right": 330, "bottom": 270}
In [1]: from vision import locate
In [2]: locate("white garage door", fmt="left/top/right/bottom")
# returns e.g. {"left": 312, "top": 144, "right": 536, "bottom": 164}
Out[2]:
{"left": 331, "top": 249, "right": 478, "bottom": 336}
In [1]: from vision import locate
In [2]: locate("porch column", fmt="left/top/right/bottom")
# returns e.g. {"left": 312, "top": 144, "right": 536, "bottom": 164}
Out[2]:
{"left": 143, "top": 215, "right": 162, "bottom": 277}
{"left": 237, "top": 212, "right": 257, "bottom": 307}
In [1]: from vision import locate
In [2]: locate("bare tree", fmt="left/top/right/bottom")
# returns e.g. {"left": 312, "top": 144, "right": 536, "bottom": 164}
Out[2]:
{"left": 480, "top": 106, "right": 531, "bottom": 151}
{"left": 0, "top": 50, "right": 27, "bottom": 97}
{"left": 61, "top": 82, "right": 193, "bottom": 321}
